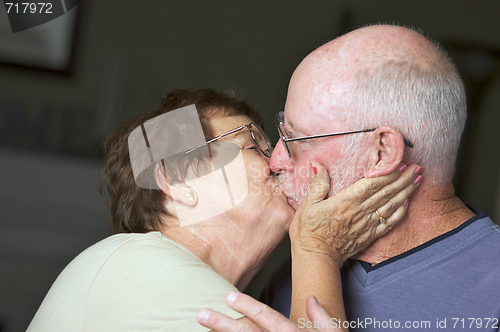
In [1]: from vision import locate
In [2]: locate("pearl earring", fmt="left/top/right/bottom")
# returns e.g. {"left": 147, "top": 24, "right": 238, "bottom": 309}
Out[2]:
{"left": 186, "top": 192, "right": 195, "bottom": 201}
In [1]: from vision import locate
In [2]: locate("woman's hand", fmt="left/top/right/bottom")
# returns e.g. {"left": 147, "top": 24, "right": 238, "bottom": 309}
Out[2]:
{"left": 288, "top": 163, "right": 422, "bottom": 325}
{"left": 197, "top": 164, "right": 423, "bottom": 332}
{"left": 289, "top": 163, "right": 422, "bottom": 268}
{"left": 197, "top": 292, "right": 341, "bottom": 332}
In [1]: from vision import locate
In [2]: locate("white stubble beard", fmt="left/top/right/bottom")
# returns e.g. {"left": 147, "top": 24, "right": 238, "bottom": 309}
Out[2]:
{"left": 277, "top": 134, "right": 364, "bottom": 204}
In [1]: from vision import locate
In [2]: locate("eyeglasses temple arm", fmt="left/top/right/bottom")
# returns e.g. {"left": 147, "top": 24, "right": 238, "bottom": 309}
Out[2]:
{"left": 283, "top": 128, "right": 376, "bottom": 142}
{"left": 184, "top": 125, "right": 247, "bottom": 155}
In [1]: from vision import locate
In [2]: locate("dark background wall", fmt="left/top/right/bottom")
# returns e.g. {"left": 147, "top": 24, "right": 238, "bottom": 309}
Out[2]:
{"left": 1, "top": 1, "right": 499, "bottom": 331}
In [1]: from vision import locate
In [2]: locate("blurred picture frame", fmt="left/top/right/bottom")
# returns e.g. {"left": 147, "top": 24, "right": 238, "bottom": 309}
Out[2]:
{"left": 0, "top": 0, "right": 83, "bottom": 75}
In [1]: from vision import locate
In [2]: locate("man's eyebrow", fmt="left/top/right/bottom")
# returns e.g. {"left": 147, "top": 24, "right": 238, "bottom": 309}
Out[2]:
{"left": 285, "top": 118, "right": 303, "bottom": 136}
{"left": 284, "top": 115, "right": 294, "bottom": 131}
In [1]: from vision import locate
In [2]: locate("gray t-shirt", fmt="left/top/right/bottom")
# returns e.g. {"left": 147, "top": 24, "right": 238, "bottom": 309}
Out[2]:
{"left": 261, "top": 207, "right": 500, "bottom": 331}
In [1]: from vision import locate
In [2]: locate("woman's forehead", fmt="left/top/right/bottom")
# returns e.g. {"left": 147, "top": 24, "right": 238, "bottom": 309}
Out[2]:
{"left": 209, "top": 115, "right": 253, "bottom": 137}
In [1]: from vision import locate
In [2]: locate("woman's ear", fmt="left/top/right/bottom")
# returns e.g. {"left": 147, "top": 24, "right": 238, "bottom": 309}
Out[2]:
{"left": 364, "top": 126, "right": 405, "bottom": 178}
{"left": 154, "top": 163, "right": 198, "bottom": 207}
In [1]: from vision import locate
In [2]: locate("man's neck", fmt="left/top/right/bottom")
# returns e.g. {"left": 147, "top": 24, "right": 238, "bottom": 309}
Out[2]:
{"left": 354, "top": 181, "right": 476, "bottom": 266}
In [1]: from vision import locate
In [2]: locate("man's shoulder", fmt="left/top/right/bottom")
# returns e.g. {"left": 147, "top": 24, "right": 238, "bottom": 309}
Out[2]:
{"left": 459, "top": 210, "right": 500, "bottom": 257}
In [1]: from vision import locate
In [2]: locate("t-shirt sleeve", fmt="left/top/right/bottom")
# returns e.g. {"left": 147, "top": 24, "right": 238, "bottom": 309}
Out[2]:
{"left": 82, "top": 234, "right": 244, "bottom": 332}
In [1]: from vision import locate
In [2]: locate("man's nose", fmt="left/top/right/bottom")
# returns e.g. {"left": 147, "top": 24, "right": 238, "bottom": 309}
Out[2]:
{"left": 270, "top": 139, "right": 294, "bottom": 173}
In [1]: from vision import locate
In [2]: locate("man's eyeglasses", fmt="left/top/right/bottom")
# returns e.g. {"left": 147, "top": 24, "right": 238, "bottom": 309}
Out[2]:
{"left": 275, "top": 110, "right": 413, "bottom": 159}
{"left": 186, "top": 122, "right": 273, "bottom": 157}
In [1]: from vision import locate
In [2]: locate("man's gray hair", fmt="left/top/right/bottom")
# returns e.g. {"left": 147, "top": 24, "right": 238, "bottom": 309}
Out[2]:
{"left": 341, "top": 35, "right": 467, "bottom": 184}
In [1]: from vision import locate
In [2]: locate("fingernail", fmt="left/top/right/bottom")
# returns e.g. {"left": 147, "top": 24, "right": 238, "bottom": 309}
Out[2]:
{"left": 312, "top": 295, "right": 319, "bottom": 305}
{"left": 414, "top": 166, "right": 423, "bottom": 175}
{"left": 197, "top": 309, "right": 210, "bottom": 323}
{"left": 414, "top": 175, "right": 423, "bottom": 185}
{"left": 404, "top": 198, "right": 409, "bottom": 206}
{"left": 399, "top": 164, "right": 408, "bottom": 173}
{"left": 227, "top": 292, "right": 238, "bottom": 305}
{"left": 310, "top": 162, "right": 318, "bottom": 175}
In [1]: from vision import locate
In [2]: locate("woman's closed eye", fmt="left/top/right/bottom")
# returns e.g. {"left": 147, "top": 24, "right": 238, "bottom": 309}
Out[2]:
{"left": 244, "top": 144, "right": 260, "bottom": 153}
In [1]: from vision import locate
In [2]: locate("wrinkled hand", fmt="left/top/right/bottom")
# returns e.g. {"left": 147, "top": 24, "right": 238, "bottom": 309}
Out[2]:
{"left": 198, "top": 292, "right": 341, "bottom": 332}
{"left": 289, "top": 163, "right": 421, "bottom": 268}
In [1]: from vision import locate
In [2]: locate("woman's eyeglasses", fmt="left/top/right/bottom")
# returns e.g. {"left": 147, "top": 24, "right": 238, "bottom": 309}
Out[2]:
{"left": 186, "top": 122, "right": 273, "bottom": 158}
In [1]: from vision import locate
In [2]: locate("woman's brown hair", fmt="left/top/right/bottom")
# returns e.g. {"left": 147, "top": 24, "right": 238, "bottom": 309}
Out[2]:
{"left": 99, "top": 88, "right": 263, "bottom": 234}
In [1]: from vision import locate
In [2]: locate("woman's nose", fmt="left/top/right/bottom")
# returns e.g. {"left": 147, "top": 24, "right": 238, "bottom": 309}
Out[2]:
{"left": 270, "top": 140, "right": 294, "bottom": 173}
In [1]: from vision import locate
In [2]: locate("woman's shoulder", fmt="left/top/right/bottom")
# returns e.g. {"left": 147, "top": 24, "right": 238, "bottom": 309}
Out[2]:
{"left": 77, "top": 231, "right": 217, "bottom": 281}
{"left": 51, "top": 232, "right": 206, "bottom": 290}
{"left": 80, "top": 232, "right": 240, "bottom": 331}
{"left": 76, "top": 231, "right": 194, "bottom": 260}
{"left": 28, "top": 232, "right": 237, "bottom": 332}
{"left": 99, "top": 231, "right": 202, "bottom": 263}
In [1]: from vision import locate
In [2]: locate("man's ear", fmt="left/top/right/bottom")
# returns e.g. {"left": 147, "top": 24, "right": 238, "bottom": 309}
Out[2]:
{"left": 154, "top": 163, "right": 198, "bottom": 207}
{"left": 364, "top": 126, "right": 405, "bottom": 178}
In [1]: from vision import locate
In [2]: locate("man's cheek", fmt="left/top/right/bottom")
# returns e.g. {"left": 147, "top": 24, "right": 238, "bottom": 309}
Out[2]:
{"left": 296, "top": 163, "right": 312, "bottom": 179}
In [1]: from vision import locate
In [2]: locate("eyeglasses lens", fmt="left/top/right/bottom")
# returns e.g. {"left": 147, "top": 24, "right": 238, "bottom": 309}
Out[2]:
{"left": 276, "top": 112, "right": 291, "bottom": 157}
{"left": 251, "top": 124, "right": 272, "bottom": 157}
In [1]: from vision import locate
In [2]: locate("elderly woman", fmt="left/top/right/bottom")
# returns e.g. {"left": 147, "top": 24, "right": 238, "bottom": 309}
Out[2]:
{"left": 27, "top": 88, "right": 419, "bottom": 331}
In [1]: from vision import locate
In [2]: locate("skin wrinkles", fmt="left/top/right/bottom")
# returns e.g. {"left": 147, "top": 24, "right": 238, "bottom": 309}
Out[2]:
{"left": 194, "top": 26, "right": 474, "bottom": 332}
{"left": 272, "top": 25, "right": 475, "bottom": 266}
{"left": 161, "top": 114, "right": 294, "bottom": 290}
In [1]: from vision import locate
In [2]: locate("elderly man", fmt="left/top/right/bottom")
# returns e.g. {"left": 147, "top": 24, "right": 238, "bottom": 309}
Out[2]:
{"left": 199, "top": 24, "right": 500, "bottom": 331}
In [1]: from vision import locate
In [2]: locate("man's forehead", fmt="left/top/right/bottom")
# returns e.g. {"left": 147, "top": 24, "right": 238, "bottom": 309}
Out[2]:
{"left": 284, "top": 53, "right": 356, "bottom": 134}
{"left": 284, "top": 80, "right": 347, "bottom": 135}
{"left": 284, "top": 104, "right": 342, "bottom": 136}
